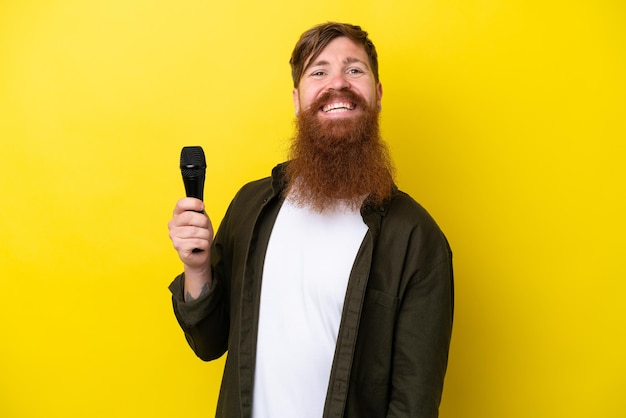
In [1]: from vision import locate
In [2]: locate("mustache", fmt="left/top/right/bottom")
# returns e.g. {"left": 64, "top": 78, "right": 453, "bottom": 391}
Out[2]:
{"left": 307, "top": 88, "right": 370, "bottom": 113}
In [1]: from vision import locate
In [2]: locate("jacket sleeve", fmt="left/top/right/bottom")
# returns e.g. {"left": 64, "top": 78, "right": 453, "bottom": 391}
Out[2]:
{"left": 169, "top": 271, "right": 229, "bottom": 361}
{"left": 387, "top": 235, "right": 454, "bottom": 418}
{"left": 168, "top": 198, "right": 236, "bottom": 362}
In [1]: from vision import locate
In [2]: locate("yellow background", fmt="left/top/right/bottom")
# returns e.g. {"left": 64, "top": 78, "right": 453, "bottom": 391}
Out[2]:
{"left": 1, "top": 1, "right": 624, "bottom": 417}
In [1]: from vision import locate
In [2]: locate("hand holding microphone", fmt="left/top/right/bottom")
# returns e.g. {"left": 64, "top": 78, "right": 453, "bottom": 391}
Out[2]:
{"left": 168, "top": 146, "right": 214, "bottom": 274}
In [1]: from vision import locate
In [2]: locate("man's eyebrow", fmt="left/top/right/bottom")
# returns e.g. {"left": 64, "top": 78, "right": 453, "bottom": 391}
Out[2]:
{"left": 344, "top": 57, "right": 366, "bottom": 65}
{"left": 308, "top": 59, "right": 330, "bottom": 68}
{"left": 307, "top": 57, "right": 367, "bottom": 70}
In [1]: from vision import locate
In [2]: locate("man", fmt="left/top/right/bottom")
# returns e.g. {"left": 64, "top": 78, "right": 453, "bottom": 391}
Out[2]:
{"left": 168, "top": 22, "right": 454, "bottom": 418}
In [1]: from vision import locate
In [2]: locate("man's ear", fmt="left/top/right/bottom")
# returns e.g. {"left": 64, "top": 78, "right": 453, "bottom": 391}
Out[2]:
{"left": 293, "top": 88, "right": 300, "bottom": 116}
{"left": 377, "top": 82, "right": 383, "bottom": 110}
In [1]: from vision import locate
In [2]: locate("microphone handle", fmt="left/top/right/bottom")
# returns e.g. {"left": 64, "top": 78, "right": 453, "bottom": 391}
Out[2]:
{"left": 183, "top": 175, "right": 206, "bottom": 253}
{"left": 183, "top": 175, "right": 205, "bottom": 201}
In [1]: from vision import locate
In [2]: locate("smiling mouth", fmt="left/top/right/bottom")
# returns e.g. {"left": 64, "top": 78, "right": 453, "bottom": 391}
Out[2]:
{"left": 322, "top": 102, "right": 355, "bottom": 113}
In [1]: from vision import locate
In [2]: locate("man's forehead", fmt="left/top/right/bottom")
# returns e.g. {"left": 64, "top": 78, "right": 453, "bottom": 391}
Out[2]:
{"left": 304, "top": 39, "right": 370, "bottom": 71}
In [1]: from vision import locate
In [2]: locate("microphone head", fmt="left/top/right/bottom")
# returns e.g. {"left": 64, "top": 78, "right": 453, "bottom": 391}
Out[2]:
{"left": 180, "top": 146, "right": 206, "bottom": 176}
{"left": 180, "top": 146, "right": 206, "bottom": 200}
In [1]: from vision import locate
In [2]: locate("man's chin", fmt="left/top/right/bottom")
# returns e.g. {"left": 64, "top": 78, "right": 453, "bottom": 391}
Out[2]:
{"left": 317, "top": 120, "right": 360, "bottom": 143}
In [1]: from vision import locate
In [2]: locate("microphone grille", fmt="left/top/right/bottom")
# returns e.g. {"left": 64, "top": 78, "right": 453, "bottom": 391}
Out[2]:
{"left": 180, "top": 146, "right": 206, "bottom": 177}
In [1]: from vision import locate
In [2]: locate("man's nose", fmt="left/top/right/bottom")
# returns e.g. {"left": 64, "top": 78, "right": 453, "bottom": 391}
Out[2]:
{"left": 327, "top": 72, "right": 351, "bottom": 91}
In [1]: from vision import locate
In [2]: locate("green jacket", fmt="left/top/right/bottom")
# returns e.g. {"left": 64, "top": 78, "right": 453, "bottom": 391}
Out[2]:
{"left": 170, "top": 163, "right": 454, "bottom": 418}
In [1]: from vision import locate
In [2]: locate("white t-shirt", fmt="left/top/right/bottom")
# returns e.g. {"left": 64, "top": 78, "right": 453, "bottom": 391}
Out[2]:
{"left": 252, "top": 197, "right": 368, "bottom": 418}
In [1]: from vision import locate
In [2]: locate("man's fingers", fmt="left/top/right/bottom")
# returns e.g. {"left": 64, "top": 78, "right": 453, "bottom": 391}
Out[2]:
{"left": 173, "top": 211, "right": 211, "bottom": 228}
{"left": 168, "top": 198, "right": 214, "bottom": 270}
{"left": 173, "top": 197, "right": 205, "bottom": 215}
{"left": 172, "top": 225, "right": 212, "bottom": 240}
{"left": 169, "top": 206, "right": 212, "bottom": 232}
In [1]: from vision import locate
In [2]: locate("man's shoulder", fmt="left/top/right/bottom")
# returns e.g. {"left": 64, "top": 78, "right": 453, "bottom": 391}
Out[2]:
{"left": 232, "top": 177, "right": 272, "bottom": 206}
{"left": 232, "top": 163, "right": 286, "bottom": 204}
{"left": 388, "top": 189, "right": 433, "bottom": 220}
{"left": 239, "top": 175, "right": 272, "bottom": 192}
{"left": 385, "top": 189, "right": 447, "bottom": 237}
{"left": 382, "top": 190, "right": 452, "bottom": 257}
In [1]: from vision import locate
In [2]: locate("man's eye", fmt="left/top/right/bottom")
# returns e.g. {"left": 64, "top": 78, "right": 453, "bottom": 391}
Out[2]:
{"left": 311, "top": 71, "right": 325, "bottom": 77}
{"left": 347, "top": 68, "right": 364, "bottom": 75}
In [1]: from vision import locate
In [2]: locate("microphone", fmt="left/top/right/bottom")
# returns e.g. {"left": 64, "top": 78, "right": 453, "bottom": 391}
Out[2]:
{"left": 180, "top": 146, "right": 206, "bottom": 201}
{"left": 180, "top": 146, "right": 206, "bottom": 254}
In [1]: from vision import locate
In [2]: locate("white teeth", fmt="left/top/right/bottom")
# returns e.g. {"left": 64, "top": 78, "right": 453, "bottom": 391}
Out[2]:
{"left": 322, "top": 102, "right": 354, "bottom": 112}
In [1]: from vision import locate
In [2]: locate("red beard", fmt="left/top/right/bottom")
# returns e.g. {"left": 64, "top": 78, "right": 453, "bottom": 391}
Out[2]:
{"left": 286, "top": 89, "right": 395, "bottom": 212}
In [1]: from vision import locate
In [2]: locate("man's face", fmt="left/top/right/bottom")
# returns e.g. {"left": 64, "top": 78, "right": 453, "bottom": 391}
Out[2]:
{"left": 293, "top": 36, "right": 382, "bottom": 120}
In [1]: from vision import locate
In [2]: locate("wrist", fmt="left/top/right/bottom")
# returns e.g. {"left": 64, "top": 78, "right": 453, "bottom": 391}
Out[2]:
{"left": 183, "top": 265, "right": 213, "bottom": 302}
